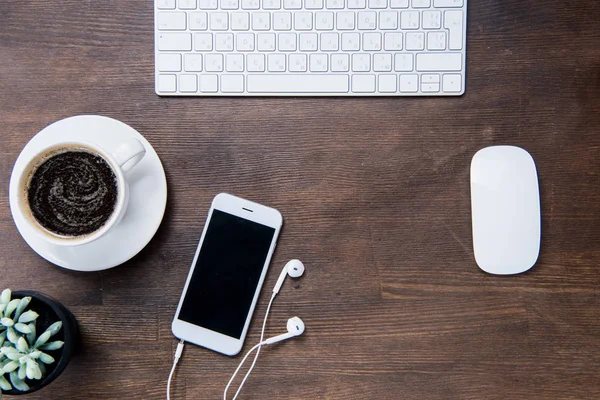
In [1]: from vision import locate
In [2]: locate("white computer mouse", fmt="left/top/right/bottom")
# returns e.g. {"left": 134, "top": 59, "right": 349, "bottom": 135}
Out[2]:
{"left": 470, "top": 146, "right": 541, "bottom": 275}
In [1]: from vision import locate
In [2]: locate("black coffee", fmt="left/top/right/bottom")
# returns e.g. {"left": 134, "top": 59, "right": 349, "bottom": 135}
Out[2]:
{"left": 26, "top": 150, "right": 118, "bottom": 237}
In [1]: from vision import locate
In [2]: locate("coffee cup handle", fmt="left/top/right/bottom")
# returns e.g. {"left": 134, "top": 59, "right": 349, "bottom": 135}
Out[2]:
{"left": 113, "top": 138, "right": 146, "bottom": 173}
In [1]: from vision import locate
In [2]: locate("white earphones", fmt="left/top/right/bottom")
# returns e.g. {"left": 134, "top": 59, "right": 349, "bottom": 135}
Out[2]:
{"left": 262, "top": 316, "right": 305, "bottom": 345}
{"left": 224, "top": 260, "right": 306, "bottom": 400}
{"left": 273, "top": 259, "right": 305, "bottom": 294}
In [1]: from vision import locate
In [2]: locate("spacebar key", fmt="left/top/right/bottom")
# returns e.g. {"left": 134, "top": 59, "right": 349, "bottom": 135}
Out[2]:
{"left": 247, "top": 75, "right": 349, "bottom": 93}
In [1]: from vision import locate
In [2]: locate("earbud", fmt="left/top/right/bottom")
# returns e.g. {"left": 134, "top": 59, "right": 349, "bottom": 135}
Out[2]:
{"left": 262, "top": 317, "right": 305, "bottom": 345}
{"left": 273, "top": 259, "right": 305, "bottom": 294}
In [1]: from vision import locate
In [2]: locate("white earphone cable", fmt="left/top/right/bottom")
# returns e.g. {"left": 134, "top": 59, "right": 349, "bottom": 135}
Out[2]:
{"left": 224, "top": 292, "right": 277, "bottom": 400}
{"left": 167, "top": 339, "right": 185, "bottom": 400}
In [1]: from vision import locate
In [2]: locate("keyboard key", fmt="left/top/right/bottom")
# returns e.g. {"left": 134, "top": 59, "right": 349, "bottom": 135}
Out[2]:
{"left": 257, "top": 33, "right": 276, "bottom": 51}
{"left": 179, "top": 74, "right": 198, "bottom": 92}
{"left": 400, "top": 11, "right": 419, "bottom": 29}
{"left": 379, "top": 11, "right": 398, "bottom": 30}
{"left": 412, "top": 0, "right": 430, "bottom": 8}
{"left": 357, "top": 12, "right": 377, "bottom": 30}
{"left": 383, "top": 32, "right": 403, "bottom": 50}
{"left": 434, "top": 0, "right": 463, "bottom": 7}
{"left": 416, "top": 52, "right": 461, "bottom": 71}
{"left": 158, "top": 54, "right": 182, "bottom": 72}
{"left": 157, "top": 12, "right": 187, "bottom": 30}
{"left": 178, "top": 0, "right": 198, "bottom": 9}
{"left": 422, "top": 83, "right": 439, "bottom": 92}
{"left": 427, "top": 31, "right": 446, "bottom": 50}
{"left": 405, "top": 32, "right": 425, "bottom": 50}
{"left": 194, "top": 33, "right": 213, "bottom": 51}
{"left": 299, "top": 33, "right": 318, "bottom": 51}
{"left": 378, "top": 74, "right": 397, "bottom": 92}
{"left": 268, "top": 54, "right": 287, "bottom": 71}
{"left": 158, "top": 74, "right": 177, "bottom": 92}
{"left": 341, "top": 32, "right": 360, "bottom": 50}
{"left": 289, "top": 54, "right": 308, "bottom": 71}
{"left": 241, "top": 0, "right": 260, "bottom": 9}
{"left": 390, "top": 0, "right": 409, "bottom": 8}
{"left": 362, "top": 32, "right": 381, "bottom": 50}
{"left": 373, "top": 53, "right": 392, "bottom": 71}
{"left": 157, "top": 0, "right": 176, "bottom": 10}
{"left": 422, "top": 11, "right": 442, "bottom": 29}
{"left": 394, "top": 53, "right": 413, "bottom": 71}
{"left": 399, "top": 74, "right": 418, "bottom": 92}
{"left": 310, "top": 54, "right": 328, "bottom": 71}
{"left": 237, "top": 33, "right": 255, "bottom": 51}
{"left": 315, "top": 12, "right": 334, "bottom": 30}
{"left": 231, "top": 12, "right": 250, "bottom": 30}
{"left": 252, "top": 12, "right": 271, "bottom": 30}
{"left": 263, "top": 0, "right": 281, "bottom": 9}
{"left": 205, "top": 54, "right": 224, "bottom": 71}
{"left": 331, "top": 53, "right": 349, "bottom": 71}
{"left": 226, "top": 54, "right": 245, "bottom": 71}
{"left": 351, "top": 75, "right": 376, "bottom": 92}
{"left": 199, "top": 0, "right": 218, "bottom": 9}
{"left": 326, "top": 0, "right": 345, "bottom": 9}
{"left": 199, "top": 75, "right": 218, "bottom": 92}
{"left": 442, "top": 74, "right": 462, "bottom": 92}
{"left": 247, "top": 74, "right": 349, "bottom": 93}
{"left": 348, "top": 0, "right": 366, "bottom": 8}
{"left": 221, "top": 75, "right": 245, "bottom": 92}
{"left": 210, "top": 12, "right": 229, "bottom": 30}
{"left": 337, "top": 12, "right": 355, "bottom": 30}
{"left": 189, "top": 12, "right": 208, "bottom": 30}
{"left": 279, "top": 33, "right": 297, "bottom": 51}
{"left": 247, "top": 53, "right": 266, "bottom": 71}
{"left": 421, "top": 73, "right": 440, "bottom": 83}
{"left": 222, "top": 0, "right": 239, "bottom": 9}
{"left": 215, "top": 33, "right": 234, "bottom": 51}
{"left": 444, "top": 10, "right": 464, "bottom": 50}
{"left": 284, "top": 0, "right": 303, "bottom": 9}
{"left": 184, "top": 54, "right": 203, "bottom": 71}
{"left": 352, "top": 53, "right": 370, "bottom": 71}
{"left": 321, "top": 32, "right": 339, "bottom": 50}
{"left": 369, "top": 0, "right": 387, "bottom": 9}
{"left": 305, "top": 0, "right": 324, "bottom": 8}
{"left": 158, "top": 33, "right": 192, "bottom": 51}
{"left": 295, "top": 12, "right": 313, "bottom": 30}
{"left": 273, "top": 12, "right": 292, "bottom": 30}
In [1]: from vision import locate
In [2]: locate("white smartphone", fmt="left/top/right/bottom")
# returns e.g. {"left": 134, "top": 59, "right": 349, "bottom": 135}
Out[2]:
{"left": 172, "top": 193, "right": 283, "bottom": 356}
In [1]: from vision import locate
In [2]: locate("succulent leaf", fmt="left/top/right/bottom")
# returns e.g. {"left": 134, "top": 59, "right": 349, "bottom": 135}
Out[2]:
{"left": 17, "top": 311, "right": 38, "bottom": 324}
{"left": 18, "top": 363, "right": 26, "bottom": 380}
{"left": 4, "top": 300, "right": 20, "bottom": 319}
{"left": 0, "top": 375, "right": 11, "bottom": 391}
{"left": 0, "top": 304, "right": 5, "bottom": 315}
{"left": 13, "top": 297, "right": 31, "bottom": 321}
{"left": 14, "top": 323, "right": 31, "bottom": 334}
{"left": 26, "top": 323, "right": 36, "bottom": 345}
{"left": 38, "top": 361, "right": 46, "bottom": 377}
{"left": 45, "top": 321, "right": 63, "bottom": 337}
{"left": 0, "top": 319, "right": 13, "bottom": 328}
{"left": 0, "top": 331, "right": 5, "bottom": 347}
{"left": 16, "top": 337, "right": 28, "bottom": 353}
{"left": 38, "top": 353, "right": 55, "bottom": 365}
{"left": 9, "top": 370, "right": 29, "bottom": 392}
{"left": 28, "top": 350, "right": 41, "bottom": 359}
{"left": 39, "top": 341, "right": 64, "bottom": 351}
{"left": 26, "top": 358, "right": 42, "bottom": 380}
{"left": 0, "top": 290, "right": 10, "bottom": 305}
{"left": 6, "top": 328, "right": 19, "bottom": 345}
{"left": 1, "top": 347, "right": 20, "bottom": 361}
{"left": 2, "top": 360, "right": 19, "bottom": 373}
{"left": 34, "top": 331, "right": 51, "bottom": 349}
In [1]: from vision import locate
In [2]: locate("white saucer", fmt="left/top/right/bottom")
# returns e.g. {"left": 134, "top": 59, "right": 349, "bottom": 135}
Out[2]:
{"left": 9, "top": 115, "right": 167, "bottom": 272}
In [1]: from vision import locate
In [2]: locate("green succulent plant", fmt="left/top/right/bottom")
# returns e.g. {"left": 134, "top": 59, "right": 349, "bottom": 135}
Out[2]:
{"left": 0, "top": 289, "right": 64, "bottom": 397}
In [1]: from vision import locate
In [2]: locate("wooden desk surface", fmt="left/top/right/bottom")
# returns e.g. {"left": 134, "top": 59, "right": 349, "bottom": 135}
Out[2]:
{"left": 1, "top": 1, "right": 599, "bottom": 399}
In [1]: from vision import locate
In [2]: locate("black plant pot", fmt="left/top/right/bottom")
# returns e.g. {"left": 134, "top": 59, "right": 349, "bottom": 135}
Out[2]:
{"left": 2, "top": 291, "right": 78, "bottom": 396}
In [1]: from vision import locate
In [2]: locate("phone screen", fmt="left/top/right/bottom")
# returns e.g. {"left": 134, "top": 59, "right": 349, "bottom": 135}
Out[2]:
{"left": 178, "top": 209, "right": 276, "bottom": 339}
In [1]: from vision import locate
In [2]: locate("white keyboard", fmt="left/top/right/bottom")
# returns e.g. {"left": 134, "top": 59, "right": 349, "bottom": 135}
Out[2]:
{"left": 154, "top": 0, "right": 467, "bottom": 96}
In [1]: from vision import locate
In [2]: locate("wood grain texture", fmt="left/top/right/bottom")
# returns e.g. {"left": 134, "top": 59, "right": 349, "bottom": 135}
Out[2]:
{"left": 1, "top": 0, "right": 599, "bottom": 399}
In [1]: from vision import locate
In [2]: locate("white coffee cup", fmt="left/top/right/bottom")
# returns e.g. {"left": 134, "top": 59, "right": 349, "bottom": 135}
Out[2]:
{"left": 15, "top": 138, "right": 146, "bottom": 247}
